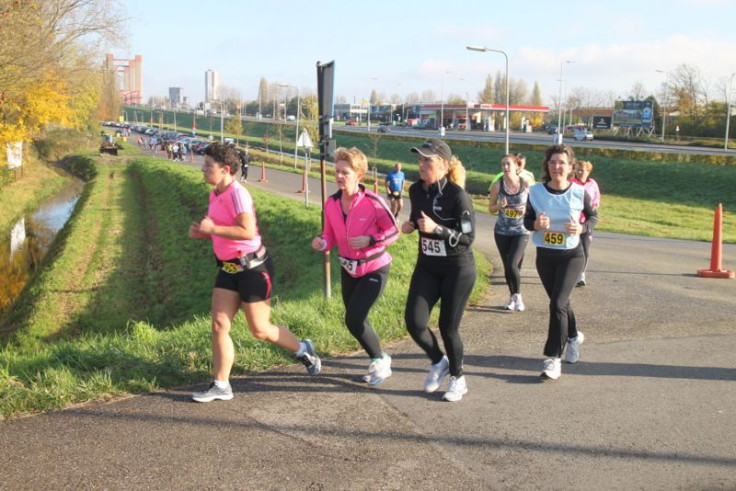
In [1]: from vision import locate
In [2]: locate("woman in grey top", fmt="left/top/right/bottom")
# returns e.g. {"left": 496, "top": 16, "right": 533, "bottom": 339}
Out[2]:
{"left": 489, "top": 154, "right": 531, "bottom": 311}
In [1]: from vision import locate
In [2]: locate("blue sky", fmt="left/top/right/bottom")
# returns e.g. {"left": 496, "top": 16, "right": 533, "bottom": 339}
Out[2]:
{"left": 122, "top": 0, "right": 736, "bottom": 106}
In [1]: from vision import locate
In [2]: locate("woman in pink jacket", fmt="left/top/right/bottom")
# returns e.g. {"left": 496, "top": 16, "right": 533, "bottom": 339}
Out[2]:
{"left": 570, "top": 160, "right": 601, "bottom": 287}
{"left": 311, "top": 147, "right": 400, "bottom": 385}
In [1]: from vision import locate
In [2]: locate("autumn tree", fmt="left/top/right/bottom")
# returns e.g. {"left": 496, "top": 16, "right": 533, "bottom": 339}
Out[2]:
{"left": 528, "top": 81, "right": 544, "bottom": 128}
{"left": 0, "top": 0, "right": 125, "bottom": 151}
{"left": 224, "top": 113, "right": 243, "bottom": 141}
{"left": 478, "top": 75, "right": 495, "bottom": 104}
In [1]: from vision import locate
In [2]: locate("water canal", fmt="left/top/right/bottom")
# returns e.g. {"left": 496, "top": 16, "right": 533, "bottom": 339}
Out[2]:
{"left": 0, "top": 179, "right": 84, "bottom": 315}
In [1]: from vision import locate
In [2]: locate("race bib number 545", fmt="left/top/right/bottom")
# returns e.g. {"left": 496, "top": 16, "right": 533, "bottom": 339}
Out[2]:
{"left": 421, "top": 237, "right": 447, "bottom": 256}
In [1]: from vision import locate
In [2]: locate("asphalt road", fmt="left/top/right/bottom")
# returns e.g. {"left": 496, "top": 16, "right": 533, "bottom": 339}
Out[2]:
{"left": 1, "top": 161, "right": 734, "bottom": 489}
{"left": 338, "top": 124, "right": 736, "bottom": 156}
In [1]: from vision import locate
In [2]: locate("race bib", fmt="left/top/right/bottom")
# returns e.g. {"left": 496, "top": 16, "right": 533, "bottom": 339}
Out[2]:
{"left": 421, "top": 237, "right": 447, "bottom": 256}
{"left": 339, "top": 256, "right": 358, "bottom": 275}
{"left": 504, "top": 208, "right": 522, "bottom": 218}
{"left": 543, "top": 231, "right": 565, "bottom": 246}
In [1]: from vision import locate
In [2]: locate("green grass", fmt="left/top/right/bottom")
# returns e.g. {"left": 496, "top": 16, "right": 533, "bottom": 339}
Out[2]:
{"left": 0, "top": 151, "right": 490, "bottom": 420}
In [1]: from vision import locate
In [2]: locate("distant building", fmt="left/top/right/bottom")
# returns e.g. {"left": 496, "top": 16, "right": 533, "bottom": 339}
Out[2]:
{"left": 169, "top": 87, "right": 183, "bottom": 108}
{"left": 205, "top": 69, "right": 220, "bottom": 102}
{"left": 105, "top": 53, "right": 143, "bottom": 104}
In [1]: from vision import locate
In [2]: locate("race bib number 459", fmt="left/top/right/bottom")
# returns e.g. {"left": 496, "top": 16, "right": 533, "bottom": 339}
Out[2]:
{"left": 543, "top": 231, "right": 565, "bottom": 246}
{"left": 421, "top": 237, "right": 447, "bottom": 256}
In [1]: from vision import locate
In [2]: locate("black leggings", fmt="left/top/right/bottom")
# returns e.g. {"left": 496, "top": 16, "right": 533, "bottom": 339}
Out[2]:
{"left": 494, "top": 232, "right": 529, "bottom": 295}
{"left": 535, "top": 246, "right": 585, "bottom": 358}
{"left": 580, "top": 231, "right": 591, "bottom": 272}
{"left": 341, "top": 264, "right": 389, "bottom": 359}
{"left": 405, "top": 258, "right": 476, "bottom": 377}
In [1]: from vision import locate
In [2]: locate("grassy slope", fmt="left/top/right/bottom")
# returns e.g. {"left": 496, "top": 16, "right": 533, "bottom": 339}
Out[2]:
{"left": 0, "top": 152, "right": 490, "bottom": 419}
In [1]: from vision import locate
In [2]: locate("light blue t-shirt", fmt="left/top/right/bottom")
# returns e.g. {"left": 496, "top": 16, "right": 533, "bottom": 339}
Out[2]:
{"left": 528, "top": 183, "right": 585, "bottom": 249}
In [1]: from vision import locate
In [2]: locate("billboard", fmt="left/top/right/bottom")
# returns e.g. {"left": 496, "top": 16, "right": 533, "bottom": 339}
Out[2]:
{"left": 612, "top": 101, "right": 653, "bottom": 128}
{"left": 593, "top": 116, "right": 612, "bottom": 129}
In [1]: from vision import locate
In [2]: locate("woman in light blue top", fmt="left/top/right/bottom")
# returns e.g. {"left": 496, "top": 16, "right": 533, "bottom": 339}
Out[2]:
{"left": 523, "top": 144, "right": 598, "bottom": 381}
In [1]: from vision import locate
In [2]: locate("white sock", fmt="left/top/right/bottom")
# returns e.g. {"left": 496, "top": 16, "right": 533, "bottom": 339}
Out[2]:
{"left": 295, "top": 341, "right": 306, "bottom": 357}
{"left": 213, "top": 379, "right": 230, "bottom": 389}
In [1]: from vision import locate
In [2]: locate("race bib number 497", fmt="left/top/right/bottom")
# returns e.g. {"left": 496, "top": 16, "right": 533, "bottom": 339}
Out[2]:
{"left": 421, "top": 237, "right": 447, "bottom": 256}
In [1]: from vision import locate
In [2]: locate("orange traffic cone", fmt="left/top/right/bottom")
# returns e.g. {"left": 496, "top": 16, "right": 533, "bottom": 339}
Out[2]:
{"left": 297, "top": 164, "right": 307, "bottom": 193}
{"left": 697, "top": 203, "right": 734, "bottom": 279}
{"left": 258, "top": 161, "right": 268, "bottom": 182}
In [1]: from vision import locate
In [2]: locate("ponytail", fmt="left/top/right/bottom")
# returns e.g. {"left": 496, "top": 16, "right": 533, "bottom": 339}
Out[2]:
{"left": 447, "top": 156, "right": 467, "bottom": 189}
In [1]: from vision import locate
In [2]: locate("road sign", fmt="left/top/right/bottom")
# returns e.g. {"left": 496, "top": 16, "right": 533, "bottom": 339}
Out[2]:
{"left": 296, "top": 129, "right": 313, "bottom": 149}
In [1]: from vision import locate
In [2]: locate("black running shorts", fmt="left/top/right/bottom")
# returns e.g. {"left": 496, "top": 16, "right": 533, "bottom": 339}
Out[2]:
{"left": 214, "top": 255, "right": 275, "bottom": 303}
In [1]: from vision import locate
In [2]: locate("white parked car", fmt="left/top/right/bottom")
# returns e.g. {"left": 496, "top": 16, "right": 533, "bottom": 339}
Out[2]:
{"left": 573, "top": 129, "right": 594, "bottom": 141}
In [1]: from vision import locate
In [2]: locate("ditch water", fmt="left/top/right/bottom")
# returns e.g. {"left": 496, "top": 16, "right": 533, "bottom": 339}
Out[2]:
{"left": 0, "top": 179, "right": 84, "bottom": 316}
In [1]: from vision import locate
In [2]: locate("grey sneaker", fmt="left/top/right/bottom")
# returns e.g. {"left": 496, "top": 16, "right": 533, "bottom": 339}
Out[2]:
{"left": 298, "top": 339, "right": 322, "bottom": 376}
{"left": 564, "top": 332, "right": 585, "bottom": 364}
{"left": 424, "top": 355, "right": 450, "bottom": 393}
{"left": 442, "top": 375, "right": 468, "bottom": 402}
{"left": 362, "top": 353, "right": 392, "bottom": 386}
{"left": 192, "top": 382, "right": 233, "bottom": 403}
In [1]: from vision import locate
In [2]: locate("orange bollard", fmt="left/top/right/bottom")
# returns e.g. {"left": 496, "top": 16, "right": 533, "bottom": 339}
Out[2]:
{"left": 373, "top": 168, "right": 379, "bottom": 194}
{"left": 297, "top": 164, "right": 307, "bottom": 193}
{"left": 259, "top": 160, "right": 268, "bottom": 182}
{"left": 697, "top": 203, "right": 735, "bottom": 279}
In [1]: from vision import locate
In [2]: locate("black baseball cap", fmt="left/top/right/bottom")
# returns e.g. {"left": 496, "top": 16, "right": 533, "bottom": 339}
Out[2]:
{"left": 410, "top": 138, "right": 452, "bottom": 162}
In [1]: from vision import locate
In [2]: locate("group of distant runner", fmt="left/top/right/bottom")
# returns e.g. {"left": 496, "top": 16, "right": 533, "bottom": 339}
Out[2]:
{"left": 189, "top": 138, "right": 600, "bottom": 403}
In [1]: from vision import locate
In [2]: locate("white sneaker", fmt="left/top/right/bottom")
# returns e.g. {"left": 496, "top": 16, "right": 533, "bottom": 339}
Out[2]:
{"left": 564, "top": 332, "right": 585, "bottom": 364}
{"left": 576, "top": 272, "right": 587, "bottom": 287}
{"left": 513, "top": 293, "right": 525, "bottom": 312}
{"left": 424, "top": 356, "right": 450, "bottom": 393}
{"left": 540, "top": 357, "right": 562, "bottom": 380}
{"left": 362, "top": 353, "right": 392, "bottom": 386}
{"left": 504, "top": 295, "right": 515, "bottom": 310}
{"left": 442, "top": 376, "right": 468, "bottom": 402}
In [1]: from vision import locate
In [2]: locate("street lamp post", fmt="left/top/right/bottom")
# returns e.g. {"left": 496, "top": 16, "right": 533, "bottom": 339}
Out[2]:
{"left": 440, "top": 69, "right": 451, "bottom": 133}
{"left": 467, "top": 46, "right": 509, "bottom": 154}
{"left": 367, "top": 76, "right": 378, "bottom": 132}
{"left": 725, "top": 73, "right": 735, "bottom": 151}
{"left": 279, "top": 83, "right": 300, "bottom": 169}
{"left": 555, "top": 60, "right": 574, "bottom": 144}
{"left": 656, "top": 69, "right": 669, "bottom": 141}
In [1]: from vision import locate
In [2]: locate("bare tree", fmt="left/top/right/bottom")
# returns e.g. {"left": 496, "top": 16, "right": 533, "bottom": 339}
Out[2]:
{"left": 669, "top": 64, "right": 707, "bottom": 118}
{"left": 628, "top": 81, "right": 647, "bottom": 101}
